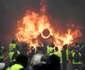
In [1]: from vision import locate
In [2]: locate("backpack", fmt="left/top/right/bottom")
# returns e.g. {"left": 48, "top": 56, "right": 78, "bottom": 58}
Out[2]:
{"left": 73, "top": 52, "right": 81, "bottom": 62}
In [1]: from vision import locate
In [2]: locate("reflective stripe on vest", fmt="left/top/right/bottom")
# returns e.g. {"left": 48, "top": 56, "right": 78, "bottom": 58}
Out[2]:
{"left": 17, "top": 51, "right": 20, "bottom": 54}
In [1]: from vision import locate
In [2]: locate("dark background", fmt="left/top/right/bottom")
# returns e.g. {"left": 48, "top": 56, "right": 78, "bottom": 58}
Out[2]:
{"left": 0, "top": 0, "right": 85, "bottom": 45}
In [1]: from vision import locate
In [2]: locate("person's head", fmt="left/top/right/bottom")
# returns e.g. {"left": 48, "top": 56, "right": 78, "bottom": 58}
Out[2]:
{"left": 43, "top": 42, "right": 48, "bottom": 46}
{"left": 31, "top": 47, "right": 35, "bottom": 52}
{"left": 22, "top": 42, "right": 27, "bottom": 46}
{"left": 55, "top": 47, "right": 58, "bottom": 51}
{"left": 11, "top": 39, "right": 16, "bottom": 43}
{"left": 63, "top": 44, "right": 67, "bottom": 50}
{"left": 16, "top": 54, "right": 28, "bottom": 68}
{"left": 50, "top": 43, "right": 55, "bottom": 48}
{"left": 36, "top": 46, "right": 42, "bottom": 52}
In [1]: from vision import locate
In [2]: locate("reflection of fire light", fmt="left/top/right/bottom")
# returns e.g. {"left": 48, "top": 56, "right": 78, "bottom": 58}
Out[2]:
{"left": 15, "top": 0, "right": 82, "bottom": 50}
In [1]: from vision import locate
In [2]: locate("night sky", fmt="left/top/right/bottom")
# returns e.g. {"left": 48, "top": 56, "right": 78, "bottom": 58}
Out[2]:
{"left": 0, "top": 0, "right": 85, "bottom": 44}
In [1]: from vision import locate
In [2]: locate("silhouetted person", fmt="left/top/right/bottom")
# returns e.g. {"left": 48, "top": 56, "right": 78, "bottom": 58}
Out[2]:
{"left": 36, "top": 46, "right": 43, "bottom": 54}
{"left": 80, "top": 43, "right": 85, "bottom": 70}
{"left": 42, "top": 42, "right": 48, "bottom": 54}
{"left": 7, "top": 54, "right": 28, "bottom": 70}
{"left": 49, "top": 54, "right": 60, "bottom": 70}
{"left": 71, "top": 50, "right": 82, "bottom": 70}
{"left": 28, "top": 47, "right": 35, "bottom": 63}
{"left": 21, "top": 42, "right": 28, "bottom": 55}
{"left": 53, "top": 47, "right": 62, "bottom": 70}
{"left": 62, "top": 45, "right": 67, "bottom": 70}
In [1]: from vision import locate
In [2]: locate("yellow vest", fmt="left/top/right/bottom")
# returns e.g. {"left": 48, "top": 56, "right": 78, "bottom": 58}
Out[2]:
{"left": 9, "top": 51, "right": 20, "bottom": 62}
{"left": 9, "top": 43, "right": 16, "bottom": 52}
{"left": 72, "top": 52, "right": 81, "bottom": 64}
{"left": 66, "top": 49, "right": 69, "bottom": 60}
{"left": 54, "top": 51, "right": 62, "bottom": 64}
{"left": 47, "top": 47, "right": 54, "bottom": 54}
{"left": 7, "top": 64, "right": 24, "bottom": 70}
{"left": 9, "top": 52, "right": 14, "bottom": 62}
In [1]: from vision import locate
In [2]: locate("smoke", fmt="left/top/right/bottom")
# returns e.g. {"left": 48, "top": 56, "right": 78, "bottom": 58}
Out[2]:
{"left": 46, "top": 0, "right": 85, "bottom": 26}
{"left": 0, "top": 0, "right": 40, "bottom": 43}
{"left": 0, "top": 0, "right": 85, "bottom": 44}
{"left": 46, "top": 0, "right": 85, "bottom": 42}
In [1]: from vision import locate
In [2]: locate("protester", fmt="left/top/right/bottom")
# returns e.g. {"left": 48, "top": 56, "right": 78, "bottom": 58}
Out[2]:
{"left": 33, "top": 54, "right": 60, "bottom": 70}
{"left": 7, "top": 54, "right": 28, "bottom": 70}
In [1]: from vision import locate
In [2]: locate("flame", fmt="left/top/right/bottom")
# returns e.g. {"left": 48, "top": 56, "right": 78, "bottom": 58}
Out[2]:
{"left": 15, "top": 10, "right": 53, "bottom": 47}
{"left": 15, "top": 0, "right": 82, "bottom": 50}
{"left": 53, "top": 29, "right": 82, "bottom": 50}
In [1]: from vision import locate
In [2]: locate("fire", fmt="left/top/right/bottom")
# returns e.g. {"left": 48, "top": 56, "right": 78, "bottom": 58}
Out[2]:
{"left": 54, "top": 29, "right": 82, "bottom": 50}
{"left": 15, "top": 10, "right": 53, "bottom": 47}
{"left": 15, "top": 0, "right": 82, "bottom": 50}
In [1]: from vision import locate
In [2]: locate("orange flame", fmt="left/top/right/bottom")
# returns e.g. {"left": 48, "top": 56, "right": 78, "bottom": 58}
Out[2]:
{"left": 15, "top": 10, "right": 53, "bottom": 47}
{"left": 15, "top": 0, "right": 82, "bottom": 50}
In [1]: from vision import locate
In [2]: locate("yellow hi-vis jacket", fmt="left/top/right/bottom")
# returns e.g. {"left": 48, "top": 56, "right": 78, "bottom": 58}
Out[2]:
{"left": 47, "top": 47, "right": 54, "bottom": 54}
{"left": 9, "top": 51, "right": 20, "bottom": 62}
{"left": 7, "top": 64, "right": 24, "bottom": 70}
{"left": 72, "top": 52, "right": 81, "bottom": 64}
{"left": 50, "top": 51, "right": 62, "bottom": 64}
{"left": 9, "top": 43, "right": 16, "bottom": 52}
{"left": 66, "top": 49, "right": 69, "bottom": 61}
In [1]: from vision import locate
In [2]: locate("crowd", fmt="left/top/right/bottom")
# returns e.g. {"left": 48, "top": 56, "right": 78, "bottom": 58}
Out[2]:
{"left": 0, "top": 39, "right": 85, "bottom": 70}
